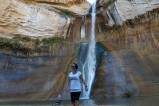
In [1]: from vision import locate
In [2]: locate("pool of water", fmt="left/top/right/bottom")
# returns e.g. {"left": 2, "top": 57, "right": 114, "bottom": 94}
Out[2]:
{"left": 0, "top": 96, "right": 159, "bottom": 106}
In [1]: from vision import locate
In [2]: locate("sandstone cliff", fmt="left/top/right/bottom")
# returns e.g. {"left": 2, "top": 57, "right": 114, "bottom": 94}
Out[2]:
{"left": 98, "top": 0, "right": 159, "bottom": 25}
{"left": 0, "top": 0, "right": 159, "bottom": 39}
{"left": 0, "top": 0, "right": 91, "bottom": 38}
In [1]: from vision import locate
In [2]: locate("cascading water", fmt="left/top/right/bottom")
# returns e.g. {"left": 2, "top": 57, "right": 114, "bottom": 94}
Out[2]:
{"left": 80, "top": 16, "right": 86, "bottom": 39}
{"left": 81, "top": 1, "right": 97, "bottom": 99}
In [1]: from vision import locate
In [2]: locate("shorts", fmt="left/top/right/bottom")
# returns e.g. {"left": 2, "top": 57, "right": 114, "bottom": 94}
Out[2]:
{"left": 70, "top": 92, "right": 81, "bottom": 103}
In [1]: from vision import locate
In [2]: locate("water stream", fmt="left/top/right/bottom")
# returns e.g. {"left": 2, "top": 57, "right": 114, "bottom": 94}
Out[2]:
{"left": 80, "top": 16, "right": 86, "bottom": 39}
{"left": 81, "top": 1, "right": 97, "bottom": 99}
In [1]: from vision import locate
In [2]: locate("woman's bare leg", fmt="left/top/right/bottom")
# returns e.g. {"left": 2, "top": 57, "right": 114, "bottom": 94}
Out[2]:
{"left": 72, "top": 103, "right": 75, "bottom": 106}
{"left": 75, "top": 100, "right": 79, "bottom": 106}
{"left": 72, "top": 102, "right": 75, "bottom": 106}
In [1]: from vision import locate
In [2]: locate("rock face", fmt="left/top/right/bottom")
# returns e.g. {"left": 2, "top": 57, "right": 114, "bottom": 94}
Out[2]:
{"left": 99, "top": 0, "right": 159, "bottom": 25}
{"left": 33, "top": 0, "right": 91, "bottom": 15}
{"left": 94, "top": 1, "right": 159, "bottom": 100}
{"left": 0, "top": 0, "right": 91, "bottom": 38}
{"left": 0, "top": 0, "right": 158, "bottom": 38}
{"left": 0, "top": 0, "right": 159, "bottom": 101}
{"left": 0, "top": 43, "right": 75, "bottom": 100}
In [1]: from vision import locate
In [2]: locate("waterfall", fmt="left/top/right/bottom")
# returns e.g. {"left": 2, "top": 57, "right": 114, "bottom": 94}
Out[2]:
{"left": 81, "top": 16, "right": 86, "bottom": 39}
{"left": 81, "top": 1, "right": 96, "bottom": 99}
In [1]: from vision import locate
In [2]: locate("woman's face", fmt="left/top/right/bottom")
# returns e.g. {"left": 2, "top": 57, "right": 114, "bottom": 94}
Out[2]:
{"left": 71, "top": 65, "right": 76, "bottom": 70}
{"left": 72, "top": 66, "right": 76, "bottom": 70}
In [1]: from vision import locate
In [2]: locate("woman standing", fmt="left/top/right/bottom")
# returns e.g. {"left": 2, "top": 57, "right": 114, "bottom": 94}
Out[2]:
{"left": 68, "top": 63, "right": 88, "bottom": 106}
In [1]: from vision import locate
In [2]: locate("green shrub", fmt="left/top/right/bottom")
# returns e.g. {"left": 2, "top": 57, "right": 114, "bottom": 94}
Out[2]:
{"left": 41, "top": 37, "right": 64, "bottom": 46}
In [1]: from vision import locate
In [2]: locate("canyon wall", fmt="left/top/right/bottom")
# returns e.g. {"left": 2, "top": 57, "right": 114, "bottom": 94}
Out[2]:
{"left": 0, "top": 0, "right": 159, "bottom": 101}
{"left": 0, "top": 0, "right": 90, "bottom": 38}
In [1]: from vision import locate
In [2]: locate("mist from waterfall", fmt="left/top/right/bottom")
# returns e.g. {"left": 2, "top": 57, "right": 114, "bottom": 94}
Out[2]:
{"left": 81, "top": 1, "right": 96, "bottom": 99}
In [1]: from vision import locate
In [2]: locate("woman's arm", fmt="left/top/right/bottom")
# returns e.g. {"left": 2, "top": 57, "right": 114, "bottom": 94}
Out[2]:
{"left": 80, "top": 75, "right": 86, "bottom": 86}
{"left": 66, "top": 78, "right": 70, "bottom": 91}
{"left": 80, "top": 75, "right": 88, "bottom": 91}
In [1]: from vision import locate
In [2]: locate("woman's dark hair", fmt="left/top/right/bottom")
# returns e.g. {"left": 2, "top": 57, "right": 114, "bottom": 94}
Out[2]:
{"left": 73, "top": 63, "right": 78, "bottom": 69}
